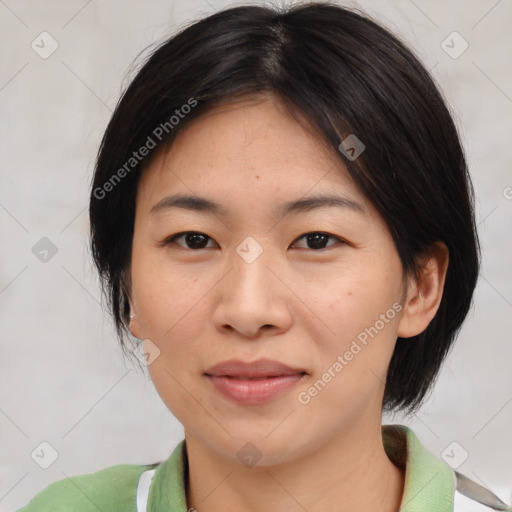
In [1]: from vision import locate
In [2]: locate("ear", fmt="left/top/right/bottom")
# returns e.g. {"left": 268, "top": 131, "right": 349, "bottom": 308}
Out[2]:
{"left": 397, "top": 241, "right": 449, "bottom": 338}
{"left": 122, "top": 267, "right": 141, "bottom": 339}
{"left": 128, "top": 302, "right": 142, "bottom": 339}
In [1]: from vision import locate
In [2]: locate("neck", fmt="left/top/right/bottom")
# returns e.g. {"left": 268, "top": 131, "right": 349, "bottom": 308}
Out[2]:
{"left": 184, "top": 418, "right": 405, "bottom": 512}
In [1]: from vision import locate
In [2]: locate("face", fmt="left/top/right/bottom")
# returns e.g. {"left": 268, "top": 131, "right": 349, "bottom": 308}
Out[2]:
{"left": 128, "top": 94, "right": 409, "bottom": 465}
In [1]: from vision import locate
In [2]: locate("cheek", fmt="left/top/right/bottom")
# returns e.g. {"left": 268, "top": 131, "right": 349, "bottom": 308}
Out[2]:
{"left": 146, "top": 355, "right": 206, "bottom": 437}
{"left": 313, "top": 266, "right": 400, "bottom": 338}
{"left": 299, "top": 294, "right": 401, "bottom": 423}
{"left": 308, "top": 265, "right": 403, "bottom": 381}
{"left": 135, "top": 259, "right": 210, "bottom": 423}
{"left": 131, "top": 243, "right": 201, "bottom": 338}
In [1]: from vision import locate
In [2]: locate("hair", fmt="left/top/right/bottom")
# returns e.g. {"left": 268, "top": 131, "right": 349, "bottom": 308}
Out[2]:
{"left": 89, "top": 1, "right": 480, "bottom": 414}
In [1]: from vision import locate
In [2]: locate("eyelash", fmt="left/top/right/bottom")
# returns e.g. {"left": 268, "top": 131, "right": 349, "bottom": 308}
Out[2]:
{"left": 160, "top": 231, "right": 346, "bottom": 251}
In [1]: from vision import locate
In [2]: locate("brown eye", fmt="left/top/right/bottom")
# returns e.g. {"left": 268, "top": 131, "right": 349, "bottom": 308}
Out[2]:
{"left": 163, "top": 231, "right": 217, "bottom": 250}
{"left": 292, "top": 232, "right": 344, "bottom": 250}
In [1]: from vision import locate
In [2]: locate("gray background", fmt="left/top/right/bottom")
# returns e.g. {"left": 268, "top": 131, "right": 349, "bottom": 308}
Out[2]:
{"left": 1, "top": 0, "right": 511, "bottom": 510}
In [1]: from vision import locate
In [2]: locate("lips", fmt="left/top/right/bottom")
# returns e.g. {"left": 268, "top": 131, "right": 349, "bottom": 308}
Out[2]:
{"left": 204, "top": 358, "right": 307, "bottom": 379}
{"left": 204, "top": 358, "right": 308, "bottom": 405}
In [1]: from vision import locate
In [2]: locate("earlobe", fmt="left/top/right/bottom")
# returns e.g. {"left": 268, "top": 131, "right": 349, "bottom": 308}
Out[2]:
{"left": 128, "top": 305, "right": 142, "bottom": 339}
{"left": 397, "top": 241, "right": 449, "bottom": 338}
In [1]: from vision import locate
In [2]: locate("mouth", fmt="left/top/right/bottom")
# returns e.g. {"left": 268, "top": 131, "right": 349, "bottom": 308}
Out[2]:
{"left": 204, "top": 357, "right": 308, "bottom": 378}
{"left": 204, "top": 358, "right": 308, "bottom": 405}
{"left": 212, "top": 374, "right": 306, "bottom": 380}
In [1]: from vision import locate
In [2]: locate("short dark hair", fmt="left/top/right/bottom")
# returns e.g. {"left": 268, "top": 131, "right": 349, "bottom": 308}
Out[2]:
{"left": 89, "top": 1, "right": 480, "bottom": 413}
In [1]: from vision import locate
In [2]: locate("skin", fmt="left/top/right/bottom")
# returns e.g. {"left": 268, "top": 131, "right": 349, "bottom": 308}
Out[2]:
{"left": 128, "top": 93, "right": 449, "bottom": 512}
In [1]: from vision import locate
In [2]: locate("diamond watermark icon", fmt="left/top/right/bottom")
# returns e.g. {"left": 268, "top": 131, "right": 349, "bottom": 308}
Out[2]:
{"left": 441, "top": 441, "right": 469, "bottom": 469}
{"left": 135, "top": 338, "right": 161, "bottom": 366}
{"left": 236, "top": 236, "right": 263, "bottom": 264}
{"left": 441, "top": 32, "right": 468, "bottom": 59}
{"left": 338, "top": 134, "right": 365, "bottom": 161}
{"left": 32, "top": 237, "right": 58, "bottom": 263}
{"left": 31, "top": 32, "right": 59, "bottom": 59}
{"left": 31, "top": 441, "right": 59, "bottom": 469}
{"left": 237, "top": 442, "right": 262, "bottom": 468}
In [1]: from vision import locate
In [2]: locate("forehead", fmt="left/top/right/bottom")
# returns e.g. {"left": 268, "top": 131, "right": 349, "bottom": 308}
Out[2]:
{"left": 135, "top": 94, "right": 373, "bottom": 219}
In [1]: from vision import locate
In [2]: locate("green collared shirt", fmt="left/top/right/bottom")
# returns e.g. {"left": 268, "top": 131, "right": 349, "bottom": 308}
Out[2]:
{"left": 17, "top": 425, "right": 510, "bottom": 511}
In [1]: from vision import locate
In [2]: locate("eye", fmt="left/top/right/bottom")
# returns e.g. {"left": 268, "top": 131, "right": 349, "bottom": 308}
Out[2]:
{"left": 160, "top": 231, "right": 345, "bottom": 251}
{"left": 291, "top": 232, "right": 345, "bottom": 250}
{"left": 162, "top": 231, "right": 217, "bottom": 250}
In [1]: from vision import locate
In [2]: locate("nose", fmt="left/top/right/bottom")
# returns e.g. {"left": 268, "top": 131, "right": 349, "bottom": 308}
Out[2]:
{"left": 211, "top": 246, "right": 293, "bottom": 339}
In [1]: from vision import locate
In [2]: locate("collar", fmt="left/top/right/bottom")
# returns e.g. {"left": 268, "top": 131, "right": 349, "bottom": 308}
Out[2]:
{"left": 147, "top": 425, "right": 455, "bottom": 511}
{"left": 383, "top": 425, "right": 455, "bottom": 511}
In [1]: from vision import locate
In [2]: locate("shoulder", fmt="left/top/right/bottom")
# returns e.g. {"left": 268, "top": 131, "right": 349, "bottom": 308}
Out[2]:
{"left": 384, "top": 425, "right": 511, "bottom": 512}
{"left": 16, "top": 461, "right": 158, "bottom": 512}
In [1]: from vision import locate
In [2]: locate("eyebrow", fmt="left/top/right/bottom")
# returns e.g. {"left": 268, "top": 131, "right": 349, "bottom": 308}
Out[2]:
{"left": 149, "top": 193, "right": 366, "bottom": 219}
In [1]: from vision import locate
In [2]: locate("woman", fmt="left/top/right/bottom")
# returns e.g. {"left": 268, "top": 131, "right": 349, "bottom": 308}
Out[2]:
{"left": 17, "top": 2, "right": 511, "bottom": 511}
